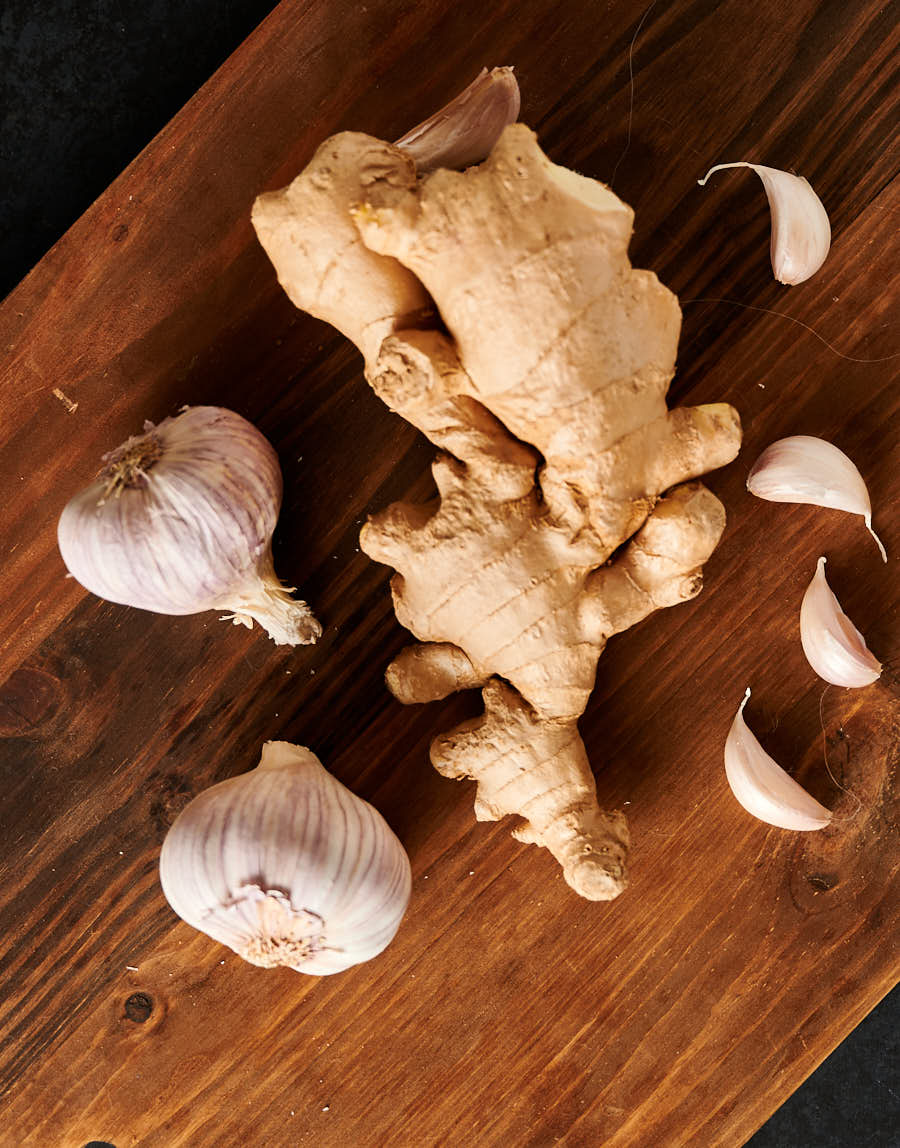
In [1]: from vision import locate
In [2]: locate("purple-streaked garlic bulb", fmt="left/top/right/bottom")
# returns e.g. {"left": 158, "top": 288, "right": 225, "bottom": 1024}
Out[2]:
{"left": 58, "top": 406, "right": 320, "bottom": 645}
{"left": 159, "top": 741, "right": 412, "bottom": 975}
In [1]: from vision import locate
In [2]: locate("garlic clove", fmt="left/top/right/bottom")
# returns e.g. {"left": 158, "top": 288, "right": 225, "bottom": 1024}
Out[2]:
{"left": 159, "top": 741, "right": 412, "bottom": 975}
{"left": 58, "top": 406, "right": 322, "bottom": 644}
{"left": 724, "top": 689, "right": 833, "bottom": 830}
{"left": 747, "top": 435, "right": 887, "bottom": 562}
{"left": 800, "top": 557, "right": 881, "bottom": 688}
{"left": 394, "top": 66, "right": 520, "bottom": 173}
{"left": 698, "top": 161, "right": 831, "bottom": 284}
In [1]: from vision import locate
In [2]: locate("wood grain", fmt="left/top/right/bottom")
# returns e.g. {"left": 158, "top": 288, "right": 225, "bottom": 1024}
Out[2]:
{"left": 1, "top": 1, "right": 897, "bottom": 1145}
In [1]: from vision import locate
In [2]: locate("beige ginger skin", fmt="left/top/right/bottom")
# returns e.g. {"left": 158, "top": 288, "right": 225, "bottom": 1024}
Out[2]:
{"left": 253, "top": 121, "right": 741, "bottom": 900}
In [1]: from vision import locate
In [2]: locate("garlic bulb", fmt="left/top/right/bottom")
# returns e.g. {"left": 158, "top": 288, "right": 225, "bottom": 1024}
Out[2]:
{"left": 159, "top": 741, "right": 412, "bottom": 974}
{"left": 394, "top": 66, "right": 520, "bottom": 173}
{"left": 698, "top": 162, "right": 831, "bottom": 284}
{"left": 724, "top": 689, "right": 832, "bottom": 830}
{"left": 800, "top": 557, "right": 881, "bottom": 687}
{"left": 747, "top": 435, "right": 887, "bottom": 562}
{"left": 58, "top": 406, "right": 321, "bottom": 644}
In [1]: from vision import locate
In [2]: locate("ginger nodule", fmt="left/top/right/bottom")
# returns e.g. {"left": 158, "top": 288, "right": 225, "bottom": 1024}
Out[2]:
{"left": 253, "top": 118, "right": 741, "bottom": 900}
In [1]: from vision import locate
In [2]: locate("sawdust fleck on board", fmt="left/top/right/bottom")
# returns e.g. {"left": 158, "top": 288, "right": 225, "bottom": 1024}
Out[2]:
{"left": 52, "top": 387, "right": 78, "bottom": 413}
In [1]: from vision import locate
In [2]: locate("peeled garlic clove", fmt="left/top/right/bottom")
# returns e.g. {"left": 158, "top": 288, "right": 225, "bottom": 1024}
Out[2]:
{"left": 58, "top": 406, "right": 322, "bottom": 644}
{"left": 159, "top": 741, "right": 412, "bottom": 975}
{"left": 800, "top": 557, "right": 881, "bottom": 687}
{"left": 698, "top": 161, "right": 831, "bottom": 284}
{"left": 724, "top": 689, "right": 832, "bottom": 830}
{"left": 747, "top": 435, "right": 887, "bottom": 561}
{"left": 394, "top": 66, "right": 520, "bottom": 173}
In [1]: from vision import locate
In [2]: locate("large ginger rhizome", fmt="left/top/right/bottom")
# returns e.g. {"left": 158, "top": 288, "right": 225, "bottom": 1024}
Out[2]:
{"left": 253, "top": 122, "right": 741, "bottom": 900}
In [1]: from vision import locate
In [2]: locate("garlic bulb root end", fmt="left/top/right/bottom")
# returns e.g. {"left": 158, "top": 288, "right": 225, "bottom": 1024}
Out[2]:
{"left": 219, "top": 550, "right": 322, "bottom": 646}
{"left": 220, "top": 589, "right": 321, "bottom": 646}
{"left": 225, "top": 887, "right": 330, "bottom": 969}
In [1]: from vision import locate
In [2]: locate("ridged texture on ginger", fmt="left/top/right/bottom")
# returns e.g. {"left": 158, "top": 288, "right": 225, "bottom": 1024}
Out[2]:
{"left": 253, "top": 120, "right": 741, "bottom": 900}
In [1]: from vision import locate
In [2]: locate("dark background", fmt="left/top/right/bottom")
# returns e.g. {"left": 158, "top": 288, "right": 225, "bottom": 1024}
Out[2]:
{"left": 0, "top": 2, "right": 896, "bottom": 1144}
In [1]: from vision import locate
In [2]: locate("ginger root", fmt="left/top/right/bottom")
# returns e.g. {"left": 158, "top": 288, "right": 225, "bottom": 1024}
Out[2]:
{"left": 253, "top": 110, "right": 741, "bottom": 900}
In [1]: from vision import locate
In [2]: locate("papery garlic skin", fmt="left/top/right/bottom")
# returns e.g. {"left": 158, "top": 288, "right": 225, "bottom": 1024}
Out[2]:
{"left": 724, "top": 689, "right": 832, "bottom": 831}
{"left": 800, "top": 557, "right": 881, "bottom": 687}
{"left": 698, "top": 162, "right": 831, "bottom": 284}
{"left": 394, "top": 66, "right": 520, "bottom": 174}
{"left": 58, "top": 406, "right": 321, "bottom": 644}
{"left": 159, "top": 741, "right": 412, "bottom": 975}
{"left": 747, "top": 435, "right": 887, "bottom": 562}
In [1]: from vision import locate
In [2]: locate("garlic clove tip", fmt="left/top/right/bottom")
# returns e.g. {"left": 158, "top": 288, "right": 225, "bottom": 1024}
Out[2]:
{"left": 864, "top": 513, "right": 888, "bottom": 563}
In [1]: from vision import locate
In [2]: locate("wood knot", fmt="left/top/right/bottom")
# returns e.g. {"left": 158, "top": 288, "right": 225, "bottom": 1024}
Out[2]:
{"left": 805, "top": 872, "right": 839, "bottom": 893}
{"left": 124, "top": 992, "right": 153, "bottom": 1023}
{"left": 149, "top": 773, "right": 195, "bottom": 839}
{"left": 0, "top": 665, "right": 62, "bottom": 736}
{"left": 111, "top": 223, "right": 129, "bottom": 242}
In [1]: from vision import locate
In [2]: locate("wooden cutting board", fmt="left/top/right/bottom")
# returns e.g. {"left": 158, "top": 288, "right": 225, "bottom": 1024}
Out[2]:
{"left": 1, "top": 1, "right": 897, "bottom": 1145}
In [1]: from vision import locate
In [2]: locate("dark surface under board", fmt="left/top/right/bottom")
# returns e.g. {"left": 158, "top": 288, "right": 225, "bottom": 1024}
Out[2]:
{"left": 1, "top": 2, "right": 897, "bottom": 1146}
